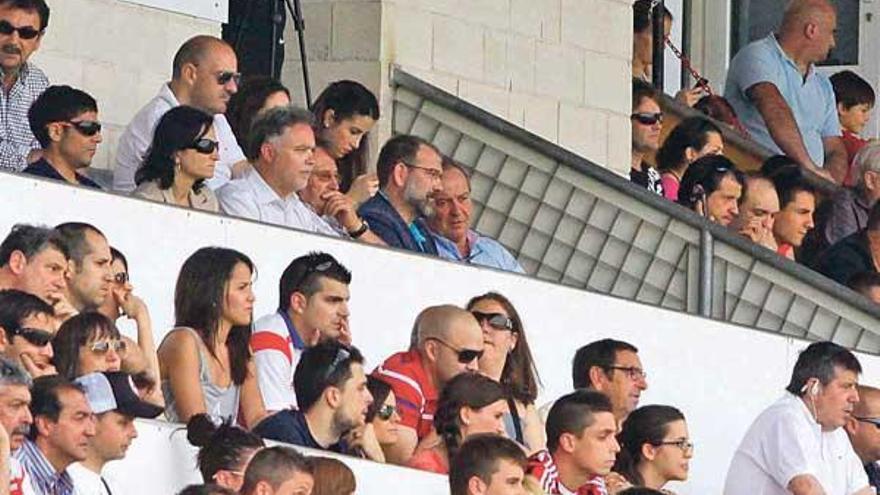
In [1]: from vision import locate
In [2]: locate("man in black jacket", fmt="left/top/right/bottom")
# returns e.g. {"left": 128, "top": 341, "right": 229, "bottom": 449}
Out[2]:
{"left": 817, "top": 202, "right": 880, "bottom": 285}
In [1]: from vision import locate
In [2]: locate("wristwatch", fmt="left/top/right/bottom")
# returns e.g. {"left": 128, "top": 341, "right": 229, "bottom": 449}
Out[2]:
{"left": 348, "top": 218, "right": 370, "bottom": 238}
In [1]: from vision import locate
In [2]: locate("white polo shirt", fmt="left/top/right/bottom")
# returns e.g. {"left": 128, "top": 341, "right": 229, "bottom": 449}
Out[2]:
{"left": 250, "top": 311, "right": 305, "bottom": 412}
{"left": 723, "top": 393, "right": 869, "bottom": 495}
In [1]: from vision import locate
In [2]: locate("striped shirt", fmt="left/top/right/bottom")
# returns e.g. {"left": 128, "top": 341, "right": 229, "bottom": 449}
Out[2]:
{"left": 372, "top": 349, "right": 437, "bottom": 439}
{"left": 526, "top": 450, "right": 608, "bottom": 495}
{"left": 15, "top": 439, "right": 74, "bottom": 495}
{"left": 0, "top": 63, "right": 48, "bottom": 172}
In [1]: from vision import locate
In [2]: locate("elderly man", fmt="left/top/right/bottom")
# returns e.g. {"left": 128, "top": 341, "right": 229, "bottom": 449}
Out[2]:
{"left": 822, "top": 143, "right": 880, "bottom": 247}
{"left": 0, "top": 357, "right": 36, "bottom": 494}
{"left": 725, "top": 0, "right": 846, "bottom": 182}
{"left": 732, "top": 174, "right": 780, "bottom": 251}
{"left": 427, "top": 157, "right": 523, "bottom": 273}
{"left": 571, "top": 338, "right": 648, "bottom": 424}
{"left": 844, "top": 385, "right": 880, "bottom": 491}
{"left": 113, "top": 35, "right": 244, "bottom": 192}
{"left": 817, "top": 203, "right": 880, "bottom": 285}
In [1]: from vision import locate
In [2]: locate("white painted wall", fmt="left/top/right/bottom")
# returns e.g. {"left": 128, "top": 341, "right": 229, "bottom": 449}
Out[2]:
{"left": 2, "top": 173, "right": 878, "bottom": 494}
{"left": 117, "top": 0, "right": 228, "bottom": 22}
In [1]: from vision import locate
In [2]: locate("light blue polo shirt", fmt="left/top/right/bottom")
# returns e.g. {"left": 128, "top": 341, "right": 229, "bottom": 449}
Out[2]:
{"left": 724, "top": 34, "right": 841, "bottom": 167}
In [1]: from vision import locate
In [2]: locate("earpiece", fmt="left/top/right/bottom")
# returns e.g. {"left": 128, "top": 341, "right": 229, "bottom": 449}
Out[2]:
{"left": 810, "top": 380, "right": 820, "bottom": 396}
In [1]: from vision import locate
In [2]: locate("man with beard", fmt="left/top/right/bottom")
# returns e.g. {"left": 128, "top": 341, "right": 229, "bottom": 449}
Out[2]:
{"left": 0, "top": 357, "right": 37, "bottom": 494}
{"left": 358, "top": 134, "right": 443, "bottom": 254}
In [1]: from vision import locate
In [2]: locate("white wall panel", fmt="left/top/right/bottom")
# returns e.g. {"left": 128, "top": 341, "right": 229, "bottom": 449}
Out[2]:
{"left": 118, "top": 0, "right": 228, "bottom": 22}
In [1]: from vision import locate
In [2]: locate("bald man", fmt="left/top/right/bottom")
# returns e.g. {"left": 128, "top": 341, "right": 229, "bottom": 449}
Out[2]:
{"left": 845, "top": 385, "right": 880, "bottom": 491}
{"left": 113, "top": 35, "right": 245, "bottom": 192}
{"left": 725, "top": 0, "right": 847, "bottom": 183}
{"left": 732, "top": 174, "right": 780, "bottom": 250}
{"left": 373, "top": 304, "right": 483, "bottom": 465}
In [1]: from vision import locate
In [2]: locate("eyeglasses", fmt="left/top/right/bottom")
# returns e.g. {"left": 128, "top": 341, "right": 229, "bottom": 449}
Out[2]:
{"left": 471, "top": 311, "right": 515, "bottom": 332}
{"left": 312, "top": 170, "right": 341, "bottom": 183}
{"left": 9, "top": 327, "right": 52, "bottom": 347}
{"left": 65, "top": 120, "right": 102, "bottom": 137}
{"left": 855, "top": 417, "right": 880, "bottom": 429}
{"left": 113, "top": 272, "right": 129, "bottom": 284}
{"left": 630, "top": 112, "right": 664, "bottom": 126}
{"left": 0, "top": 20, "right": 42, "bottom": 40}
{"left": 376, "top": 404, "right": 397, "bottom": 421}
{"left": 428, "top": 337, "right": 483, "bottom": 364}
{"left": 321, "top": 346, "right": 351, "bottom": 382}
{"left": 402, "top": 162, "right": 443, "bottom": 180}
{"left": 89, "top": 340, "right": 126, "bottom": 354}
{"left": 216, "top": 71, "right": 242, "bottom": 86}
{"left": 607, "top": 365, "right": 648, "bottom": 381}
{"left": 186, "top": 138, "right": 219, "bottom": 155}
{"left": 654, "top": 439, "right": 694, "bottom": 454}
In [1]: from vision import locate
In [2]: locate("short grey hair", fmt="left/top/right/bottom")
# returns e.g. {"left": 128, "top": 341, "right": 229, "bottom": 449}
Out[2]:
{"left": 245, "top": 105, "right": 315, "bottom": 160}
{"left": 0, "top": 356, "right": 32, "bottom": 389}
{"left": 855, "top": 142, "right": 880, "bottom": 185}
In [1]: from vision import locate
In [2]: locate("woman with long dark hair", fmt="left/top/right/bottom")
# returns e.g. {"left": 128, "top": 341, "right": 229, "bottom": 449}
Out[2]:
{"left": 158, "top": 247, "right": 265, "bottom": 426}
{"left": 656, "top": 117, "right": 724, "bottom": 201}
{"left": 226, "top": 76, "right": 291, "bottom": 151}
{"left": 53, "top": 311, "right": 124, "bottom": 379}
{"left": 466, "top": 291, "right": 544, "bottom": 453}
{"left": 186, "top": 413, "right": 265, "bottom": 491}
{"left": 134, "top": 106, "right": 220, "bottom": 211}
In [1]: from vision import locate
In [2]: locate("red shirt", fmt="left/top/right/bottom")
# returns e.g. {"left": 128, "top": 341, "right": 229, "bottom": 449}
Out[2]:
{"left": 372, "top": 349, "right": 438, "bottom": 439}
{"left": 526, "top": 450, "right": 608, "bottom": 495}
{"left": 842, "top": 129, "right": 868, "bottom": 187}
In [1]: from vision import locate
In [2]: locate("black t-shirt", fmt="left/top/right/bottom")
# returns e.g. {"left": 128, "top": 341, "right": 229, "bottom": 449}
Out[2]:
{"left": 23, "top": 158, "right": 102, "bottom": 189}
{"left": 252, "top": 409, "right": 349, "bottom": 454}
{"left": 629, "top": 165, "right": 663, "bottom": 196}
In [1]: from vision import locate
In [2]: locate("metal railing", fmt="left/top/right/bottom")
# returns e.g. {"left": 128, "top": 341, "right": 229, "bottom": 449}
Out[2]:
{"left": 391, "top": 68, "right": 880, "bottom": 354}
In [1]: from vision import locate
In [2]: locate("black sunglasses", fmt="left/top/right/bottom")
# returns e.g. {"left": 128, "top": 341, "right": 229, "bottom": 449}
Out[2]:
{"left": 630, "top": 112, "right": 663, "bottom": 126}
{"left": 856, "top": 417, "right": 880, "bottom": 429}
{"left": 66, "top": 120, "right": 102, "bottom": 137}
{"left": 429, "top": 337, "right": 483, "bottom": 364}
{"left": 10, "top": 327, "right": 52, "bottom": 347}
{"left": 216, "top": 71, "right": 242, "bottom": 86}
{"left": 187, "top": 138, "right": 219, "bottom": 155}
{"left": 376, "top": 404, "right": 396, "bottom": 421}
{"left": 471, "top": 311, "right": 515, "bottom": 331}
{"left": 0, "top": 20, "right": 41, "bottom": 40}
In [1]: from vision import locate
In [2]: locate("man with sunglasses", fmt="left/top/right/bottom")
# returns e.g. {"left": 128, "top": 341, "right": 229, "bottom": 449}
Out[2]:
{"left": 0, "top": 290, "right": 57, "bottom": 378}
{"left": 572, "top": 338, "right": 648, "bottom": 424}
{"left": 630, "top": 80, "right": 664, "bottom": 196}
{"left": 113, "top": 35, "right": 245, "bottom": 192}
{"left": 0, "top": 0, "right": 49, "bottom": 174}
{"left": 845, "top": 385, "right": 880, "bottom": 491}
{"left": 23, "top": 85, "right": 102, "bottom": 189}
{"left": 373, "top": 305, "right": 483, "bottom": 464}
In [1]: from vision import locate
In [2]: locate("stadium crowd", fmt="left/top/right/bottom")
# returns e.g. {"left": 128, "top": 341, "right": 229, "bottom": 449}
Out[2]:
{"left": 0, "top": 0, "right": 875, "bottom": 494}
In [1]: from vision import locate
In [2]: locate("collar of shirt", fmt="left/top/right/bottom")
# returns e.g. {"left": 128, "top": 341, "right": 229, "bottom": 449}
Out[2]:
{"left": 158, "top": 83, "right": 180, "bottom": 108}
{"left": 783, "top": 392, "right": 822, "bottom": 435}
{"left": 769, "top": 33, "right": 815, "bottom": 80}
{"left": 17, "top": 439, "right": 74, "bottom": 494}
{"left": 0, "top": 62, "right": 31, "bottom": 85}
{"left": 278, "top": 310, "right": 306, "bottom": 350}
{"left": 245, "top": 167, "right": 298, "bottom": 206}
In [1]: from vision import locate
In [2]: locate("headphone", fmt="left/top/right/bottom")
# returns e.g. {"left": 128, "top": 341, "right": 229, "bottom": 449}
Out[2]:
{"left": 800, "top": 378, "right": 820, "bottom": 397}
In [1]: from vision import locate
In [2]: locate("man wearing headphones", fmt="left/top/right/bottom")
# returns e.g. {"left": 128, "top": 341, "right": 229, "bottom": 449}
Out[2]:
{"left": 723, "top": 341, "right": 873, "bottom": 495}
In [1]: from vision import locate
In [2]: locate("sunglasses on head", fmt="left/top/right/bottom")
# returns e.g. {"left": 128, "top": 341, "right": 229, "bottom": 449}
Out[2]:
{"left": 216, "top": 71, "right": 241, "bottom": 86}
{"left": 187, "top": 138, "right": 219, "bottom": 154}
{"left": 65, "top": 120, "right": 102, "bottom": 137}
{"left": 10, "top": 327, "right": 52, "bottom": 347}
{"left": 429, "top": 337, "right": 483, "bottom": 364}
{"left": 630, "top": 112, "right": 664, "bottom": 126}
{"left": 0, "top": 20, "right": 41, "bottom": 40}
{"left": 89, "top": 340, "right": 126, "bottom": 354}
{"left": 376, "top": 404, "right": 396, "bottom": 421}
{"left": 471, "top": 311, "right": 515, "bottom": 331}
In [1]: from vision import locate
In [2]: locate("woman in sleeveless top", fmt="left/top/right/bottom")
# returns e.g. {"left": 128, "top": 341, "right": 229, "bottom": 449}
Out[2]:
{"left": 158, "top": 247, "right": 266, "bottom": 426}
{"left": 466, "top": 292, "right": 545, "bottom": 453}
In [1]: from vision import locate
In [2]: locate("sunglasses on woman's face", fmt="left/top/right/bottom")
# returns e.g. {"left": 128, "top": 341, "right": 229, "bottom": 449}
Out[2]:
{"left": 376, "top": 404, "right": 396, "bottom": 421}
{"left": 11, "top": 327, "right": 52, "bottom": 347}
{"left": 471, "top": 311, "right": 515, "bottom": 331}
{"left": 187, "top": 138, "right": 219, "bottom": 154}
{"left": 90, "top": 340, "right": 126, "bottom": 354}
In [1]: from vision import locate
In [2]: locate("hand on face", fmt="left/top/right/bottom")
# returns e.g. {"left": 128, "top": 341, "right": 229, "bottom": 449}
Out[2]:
{"left": 321, "top": 190, "right": 360, "bottom": 230}
{"left": 347, "top": 173, "right": 379, "bottom": 207}
{"left": 47, "top": 292, "right": 78, "bottom": 323}
{"left": 19, "top": 352, "right": 57, "bottom": 378}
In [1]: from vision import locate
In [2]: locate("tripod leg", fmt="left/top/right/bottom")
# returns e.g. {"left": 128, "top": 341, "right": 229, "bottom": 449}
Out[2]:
{"left": 284, "top": 0, "right": 312, "bottom": 107}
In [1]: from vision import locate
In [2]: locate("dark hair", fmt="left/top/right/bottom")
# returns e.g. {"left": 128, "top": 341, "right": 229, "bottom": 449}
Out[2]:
{"left": 277, "top": 252, "right": 351, "bottom": 312}
{"left": 177, "top": 484, "right": 237, "bottom": 495}
{"left": 376, "top": 134, "right": 438, "bottom": 189}
{"left": 28, "top": 375, "right": 83, "bottom": 440}
{"left": 655, "top": 117, "right": 722, "bottom": 172}
{"left": 293, "top": 341, "right": 364, "bottom": 412}
{"left": 52, "top": 311, "right": 121, "bottom": 379}
{"left": 830, "top": 70, "right": 876, "bottom": 109}
{"left": 28, "top": 85, "right": 98, "bottom": 148}
{"left": 226, "top": 76, "right": 290, "bottom": 151}
{"left": 172, "top": 36, "right": 230, "bottom": 80}
{"left": 613, "top": 405, "right": 686, "bottom": 485}
{"left": 449, "top": 434, "right": 527, "bottom": 495}
{"left": 246, "top": 105, "right": 314, "bottom": 161}
{"left": 136, "top": 106, "right": 214, "bottom": 192}
{"left": 0, "top": 224, "right": 68, "bottom": 267}
{"left": 677, "top": 155, "right": 744, "bottom": 209}
{"left": 434, "top": 373, "right": 506, "bottom": 462}
{"left": 365, "top": 375, "right": 392, "bottom": 423}
{"left": 175, "top": 247, "right": 254, "bottom": 385}
{"left": 633, "top": 0, "right": 672, "bottom": 33}
{"left": 849, "top": 271, "right": 880, "bottom": 296}
{"left": 186, "top": 413, "right": 265, "bottom": 482}
{"left": 546, "top": 389, "right": 613, "bottom": 453}
{"left": 311, "top": 81, "right": 380, "bottom": 192}
{"left": 54, "top": 222, "right": 105, "bottom": 267}
{"left": 785, "top": 341, "right": 862, "bottom": 396}
{"left": 761, "top": 156, "right": 817, "bottom": 208}
{"left": 240, "top": 446, "right": 314, "bottom": 495}
{"left": 572, "top": 339, "right": 638, "bottom": 389}
{"left": 465, "top": 292, "right": 540, "bottom": 404}
{"left": 110, "top": 246, "right": 128, "bottom": 272}
{"left": 632, "top": 78, "right": 657, "bottom": 111}
{"left": 0, "top": 289, "right": 54, "bottom": 340}
{"left": 310, "top": 457, "right": 356, "bottom": 495}
{"left": 0, "top": 0, "right": 49, "bottom": 31}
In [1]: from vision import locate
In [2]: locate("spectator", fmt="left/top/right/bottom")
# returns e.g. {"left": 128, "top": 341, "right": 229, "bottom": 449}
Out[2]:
{"left": 358, "top": 134, "right": 443, "bottom": 254}
{"left": 630, "top": 80, "right": 664, "bottom": 196}
{"left": 253, "top": 342, "right": 379, "bottom": 461}
{"left": 16, "top": 375, "right": 95, "bottom": 495}
{"left": 311, "top": 80, "right": 380, "bottom": 202}
{"left": 818, "top": 143, "right": 880, "bottom": 249}
{"left": 186, "top": 413, "right": 264, "bottom": 491}
{"left": 526, "top": 390, "right": 619, "bottom": 495}
{"left": 251, "top": 252, "right": 351, "bottom": 413}
{"left": 114, "top": 35, "right": 244, "bottom": 192}
{"left": 847, "top": 272, "right": 880, "bottom": 304}
{"left": 0, "top": 290, "right": 56, "bottom": 377}
{"left": 23, "top": 86, "right": 102, "bottom": 188}
{"left": 723, "top": 341, "right": 869, "bottom": 495}
{"left": 133, "top": 106, "right": 220, "bottom": 212}
{"left": 730, "top": 174, "right": 780, "bottom": 250}
{"left": 816, "top": 202, "right": 880, "bottom": 285}
{"left": 68, "top": 371, "right": 163, "bottom": 494}
{"left": 297, "top": 144, "right": 367, "bottom": 238}
{"left": 310, "top": 457, "right": 355, "bottom": 495}
{"left": 449, "top": 434, "right": 528, "bottom": 495}
{"left": 677, "top": 155, "right": 744, "bottom": 226}
{"left": 612, "top": 405, "right": 692, "bottom": 492}
{"left": 845, "top": 385, "right": 880, "bottom": 492}
{"left": 0, "top": 0, "right": 49, "bottom": 173}
{"left": 656, "top": 117, "right": 724, "bottom": 201}
{"left": 52, "top": 312, "right": 124, "bottom": 379}
{"left": 572, "top": 339, "right": 648, "bottom": 424}
{"left": 0, "top": 357, "right": 36, "bottom": 494}
{"left": 428, "top": 159, "right": 525, "bottom": 273}
{"left": 761, "top": 158, "right": 817, "bottom": 261}
{"left": 466, "top": 292, "right": 544, "bottom": 452}
{"left": 239, "top": 446, "right": 314, "bottom": 495}
{"left": 364, "top": 376, "right": 402, "bottom": 463}
{"left": 177, "top": 484, "right": 236, "bottom": 495}
{"left": 724, "top": 0, "right": 845, "bottom": 183}
{"left": 408, "top": 373, "right": 507, "bottom": 474}
{"left": 157, "top": 247, "right": 264, "bottom": 426}
{"left": 54, "top": 222, "right": 113, "bottom": 314}
{"left": 694, "top": 95, "right": 749, "bottom": 137}
{"left": 0, "top": 224, "right": 69, "bottom": 309}
{"left": 226, "top": 76, "right": 290, "bottom": 153}
{"left": 830, "top": 70, "right": 875, "bottom": 186}
{"left": 373, "top": 305, "right": 483, "bottom": 464}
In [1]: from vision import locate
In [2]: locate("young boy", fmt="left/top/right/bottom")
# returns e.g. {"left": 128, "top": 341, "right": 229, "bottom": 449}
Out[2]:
{"left": 830, "top": 70, "right": 875, "bottom": 187}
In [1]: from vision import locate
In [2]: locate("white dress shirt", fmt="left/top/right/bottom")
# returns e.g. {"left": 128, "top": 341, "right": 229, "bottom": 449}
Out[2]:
{"left": 112, "top": 84, "right": 244, "bottom": 192}
{"left": 68, "top": 463, "right": 112, "bottom": 495}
